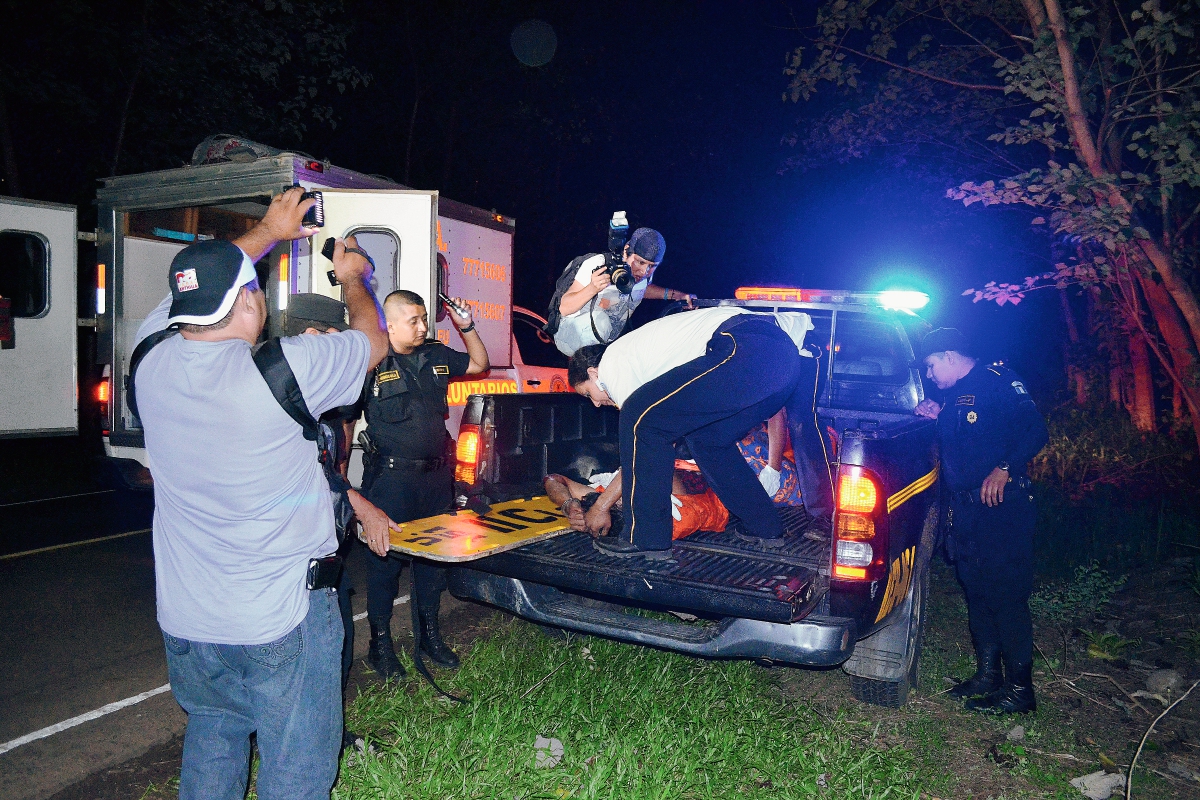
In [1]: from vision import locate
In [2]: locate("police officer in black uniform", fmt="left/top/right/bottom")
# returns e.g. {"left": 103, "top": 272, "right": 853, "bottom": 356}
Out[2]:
{"left": 916, "top": 328, "right": 1048, "bottom": 714}
{"left": 360, "top": 289, "right": 489, "bottom": 679}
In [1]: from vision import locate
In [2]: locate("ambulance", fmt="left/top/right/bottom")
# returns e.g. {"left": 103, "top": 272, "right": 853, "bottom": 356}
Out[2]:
{"left": 0, "top": 135, "right": 568, "bottom": 481}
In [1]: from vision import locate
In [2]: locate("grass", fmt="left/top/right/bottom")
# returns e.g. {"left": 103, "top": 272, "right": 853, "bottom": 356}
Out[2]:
{"left": 334, "top": 618, "right": 924, "bottom": 799}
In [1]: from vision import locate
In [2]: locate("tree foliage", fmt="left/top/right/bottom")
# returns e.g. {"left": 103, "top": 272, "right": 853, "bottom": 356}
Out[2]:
{"left": 783, "top": 0, "right": 1200, "bottom": 447}
{"left": 0, "top": 0, "right": 368, "bottom": 196}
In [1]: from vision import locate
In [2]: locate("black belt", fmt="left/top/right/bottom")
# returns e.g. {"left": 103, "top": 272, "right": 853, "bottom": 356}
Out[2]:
{"left": 378, "top": 455, "right": 449, "bottom": 472}
{"left": 953, "top": 476, "right": 1031, "bottom": 504}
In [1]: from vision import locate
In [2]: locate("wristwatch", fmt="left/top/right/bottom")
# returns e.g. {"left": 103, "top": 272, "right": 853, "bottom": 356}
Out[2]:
{"left": 997, "top": 461, "right": 1010, "bottom": 472}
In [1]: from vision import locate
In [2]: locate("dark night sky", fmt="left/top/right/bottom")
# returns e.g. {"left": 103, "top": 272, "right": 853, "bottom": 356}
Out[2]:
{"left": 7, "top": 0, "right": 1065, "bottom": 393}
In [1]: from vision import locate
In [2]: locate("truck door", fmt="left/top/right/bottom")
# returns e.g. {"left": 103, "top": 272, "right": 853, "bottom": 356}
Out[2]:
{"left": 0, "top": 198, "right": 77, "bottom": 437}
{"left": 308, "top": 189, "right": 438, "bottom": 308}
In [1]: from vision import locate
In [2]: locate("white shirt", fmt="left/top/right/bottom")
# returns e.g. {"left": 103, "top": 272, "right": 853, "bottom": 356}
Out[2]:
{"left": 553, "top": 253, "right": 650, "bottom": 356}
{"left": 135, "top": 295, "right": 370, "bottom": 644}
{"left": 596, "top": 307, "right": 813, "bottom": 408}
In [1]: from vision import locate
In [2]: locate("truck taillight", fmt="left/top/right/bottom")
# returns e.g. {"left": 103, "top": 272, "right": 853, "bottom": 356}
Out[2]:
{"left": 96, "top": 263, "right": 106, "bottom": 314}
{"left": 832, "top": 466, "right": 885, "bottom": 581}
{"left": 278, "top": 253, "right": 290, "bottom": 311}
{"left": 455, "top": 424, "right": 480, "bottom": 484}
{"left": 96, "top": 379, "right": 109, "bottom": 403}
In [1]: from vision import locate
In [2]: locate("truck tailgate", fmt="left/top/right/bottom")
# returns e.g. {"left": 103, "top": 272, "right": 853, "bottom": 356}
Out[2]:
{"left": 463, "top": 507, "right": 828, "bottom": 623}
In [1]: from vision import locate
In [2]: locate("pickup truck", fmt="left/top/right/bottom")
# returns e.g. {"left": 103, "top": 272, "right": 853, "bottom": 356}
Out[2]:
{"left": 442, "top": 290, "right": 940, "bottom": 707}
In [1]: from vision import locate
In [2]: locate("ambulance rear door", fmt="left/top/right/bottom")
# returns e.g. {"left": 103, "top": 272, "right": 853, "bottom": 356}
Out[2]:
{"left": 309, "top": 189, "right": 439, "bottom": 310}
{"left": 0, "top": 197, "right": 78, "bottom": 437}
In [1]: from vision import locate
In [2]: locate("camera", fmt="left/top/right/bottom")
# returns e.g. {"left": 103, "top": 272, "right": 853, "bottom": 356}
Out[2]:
{"left": 293, "top": 184, "right": 324, "bottom": 228}
{"left": 601, "top": 211, "right": 635, "bottom": 295}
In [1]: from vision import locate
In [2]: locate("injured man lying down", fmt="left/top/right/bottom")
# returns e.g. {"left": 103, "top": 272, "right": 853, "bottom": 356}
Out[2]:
{"left": 544, "top": 410, "right": 807, "bottom": 542}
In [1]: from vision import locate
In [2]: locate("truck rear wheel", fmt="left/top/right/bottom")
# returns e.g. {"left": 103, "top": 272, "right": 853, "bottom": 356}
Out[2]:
{"left": 848, "top": 566, "right": 927, "bottom": 708}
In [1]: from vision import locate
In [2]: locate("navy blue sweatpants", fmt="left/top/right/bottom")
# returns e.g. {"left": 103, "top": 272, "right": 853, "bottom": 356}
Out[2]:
{"left": 617, "top": 316, "right": 805, "bottom": 550}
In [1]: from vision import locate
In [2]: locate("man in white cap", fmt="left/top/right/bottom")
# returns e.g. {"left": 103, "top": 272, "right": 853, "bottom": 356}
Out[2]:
{"left": 132, "top": 187, "right": 388, "bottom": 800}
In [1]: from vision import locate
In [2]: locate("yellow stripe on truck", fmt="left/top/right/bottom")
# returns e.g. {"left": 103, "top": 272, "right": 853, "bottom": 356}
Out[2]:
{"left": 885, "top": 464, "right": 939, "bottom": 514}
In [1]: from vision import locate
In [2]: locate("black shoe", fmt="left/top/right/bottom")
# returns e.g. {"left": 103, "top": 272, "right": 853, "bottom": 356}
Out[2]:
{"left": 419, "top": 621, "right": 461, "bottom": 670}
{"left": 366, "top": 619, "right": 406, "bottom": 681}
{"left": 592, "top": 536, "right": 674, "bottom": 560}
{"left": 948, "top": 643, "right": 1003, "bottom": 699}
{"left": 733, "top": 531, "right": 789, "bottom": 549}
{"left": 965, "top": 660, "right": 1036, "bottom": 714}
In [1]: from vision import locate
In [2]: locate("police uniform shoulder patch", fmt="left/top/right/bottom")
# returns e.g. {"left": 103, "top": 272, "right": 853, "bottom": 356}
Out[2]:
{"left": 1011, "top": 380, "right": 1027, "bottom": 395}
{"left": 376, "top": 370, "right": 401, "bottom": 383}
{"left": 955, "top": 395, "right": 975, "bottom": 406}
{"left": 433, "top": 365, "right": 450, "bottom": 375}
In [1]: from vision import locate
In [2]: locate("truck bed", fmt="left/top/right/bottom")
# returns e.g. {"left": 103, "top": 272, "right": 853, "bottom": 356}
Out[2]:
{"left": 461, "top": 506, "right": 828, "bottom": 623}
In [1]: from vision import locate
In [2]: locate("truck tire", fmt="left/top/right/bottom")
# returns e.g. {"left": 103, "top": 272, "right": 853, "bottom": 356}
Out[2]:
{"left": 848, "top": 566, "right": 928, "bottom": 708}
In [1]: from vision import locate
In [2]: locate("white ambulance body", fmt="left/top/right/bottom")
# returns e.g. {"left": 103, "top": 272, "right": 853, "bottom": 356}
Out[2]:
{"left": 0, "top": 142, "right": 567, "bottom": 478}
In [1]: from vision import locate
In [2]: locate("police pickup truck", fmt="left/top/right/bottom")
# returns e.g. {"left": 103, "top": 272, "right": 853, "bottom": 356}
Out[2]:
{"left": 440, "top": 288, "right": 939, "bottom": 707}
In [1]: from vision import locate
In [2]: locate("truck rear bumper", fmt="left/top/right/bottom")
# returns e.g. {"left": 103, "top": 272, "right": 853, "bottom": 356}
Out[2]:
{"left": 449, "top": 568, "right": 857, "bottom": 666}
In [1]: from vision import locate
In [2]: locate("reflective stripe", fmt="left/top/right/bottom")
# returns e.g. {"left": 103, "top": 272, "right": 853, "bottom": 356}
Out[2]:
{"left": 886, "top": 464, "right": 939, "bottom": 514}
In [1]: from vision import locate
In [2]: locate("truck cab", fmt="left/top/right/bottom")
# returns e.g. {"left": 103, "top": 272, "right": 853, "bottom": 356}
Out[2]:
{"left": 440, "top": 289, "right": 940, "bottom": 706}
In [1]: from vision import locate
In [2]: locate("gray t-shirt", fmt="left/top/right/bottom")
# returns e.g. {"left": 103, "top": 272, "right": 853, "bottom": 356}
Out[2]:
{"left": 553, "top": 253, "right": 650, "bottom": 356}
{"left": 135, "top": 295, "right": 370, "bottom": 645}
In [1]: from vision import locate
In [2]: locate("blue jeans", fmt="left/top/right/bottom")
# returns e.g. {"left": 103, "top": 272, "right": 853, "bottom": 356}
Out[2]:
{"left": 162, "top": 588, "right": 344, "bottom": 800}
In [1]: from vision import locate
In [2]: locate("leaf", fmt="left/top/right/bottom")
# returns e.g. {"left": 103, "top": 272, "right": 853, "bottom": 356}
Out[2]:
{"left": 1031, "top": 217, "right": 1046, "bottom": 224}
{"left": 1132, "top": 226, "right": 1150, "bottom": 239}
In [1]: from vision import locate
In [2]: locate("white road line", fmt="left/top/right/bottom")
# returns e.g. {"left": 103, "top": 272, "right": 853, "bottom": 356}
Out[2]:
{"left": 352, "top": 593, "right": 409, "bottom": 622}
{"left": 0, "top": 594, "right": 411, "bottom": 756}
{"left": 0, "top": 528, "right": 152, "bottom": 562}
{"left": 0, "top": 684, "right": 172, "bottom": 755}
{"left": 0, "top": 489, "right": 115, "bottom": 508}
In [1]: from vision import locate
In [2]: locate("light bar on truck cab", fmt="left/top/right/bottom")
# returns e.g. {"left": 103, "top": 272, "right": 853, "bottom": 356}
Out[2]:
{"left": 96, "top": 263, "right": 106, "bottom": 315}
{"left": 278, "top": 253, "right": 290, "bottom": 311}
{"left": 735, "top": 286, "right": 929, "bottom": 310}
{"left": 455, "top": 424, "right": 480, "bottom": 484}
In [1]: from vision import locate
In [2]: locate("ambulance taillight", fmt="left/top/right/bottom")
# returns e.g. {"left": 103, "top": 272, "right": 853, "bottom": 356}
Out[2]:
{"left": 278, "top": 253, "right": 290, "bottom": 311}
{"left": 832, "top": 466, "right": 886, "bottom": 581}
{"left": 97, "top": 365, "right": 112, "bottom": 435}
{"left": 96, "top": 263, "right": 106, "bottom": 315}
{"left": 455, "top": 424, "right": 480, "bottom": 484}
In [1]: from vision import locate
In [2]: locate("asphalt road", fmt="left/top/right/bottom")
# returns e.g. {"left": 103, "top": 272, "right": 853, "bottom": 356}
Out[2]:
{"left": 0, "top": 488, "right": 429, "bottom": 800}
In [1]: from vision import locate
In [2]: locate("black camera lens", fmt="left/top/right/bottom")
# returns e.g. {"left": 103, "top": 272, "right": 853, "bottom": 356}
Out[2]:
{"left": 609, "top": 265, "right": 635, "bottom": 294}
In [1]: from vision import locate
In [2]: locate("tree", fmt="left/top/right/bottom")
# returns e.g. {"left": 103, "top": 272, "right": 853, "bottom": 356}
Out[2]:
{"left": 782, "top": 0, "right": 1200, "bottom": 448}
{"left": 0, "top": 0, "right": 368, "bottom": 199}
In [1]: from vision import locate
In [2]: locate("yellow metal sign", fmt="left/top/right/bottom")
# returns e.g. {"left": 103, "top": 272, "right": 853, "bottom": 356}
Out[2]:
{"left": 386, "top": 495, "right": 570, "bottom": 562}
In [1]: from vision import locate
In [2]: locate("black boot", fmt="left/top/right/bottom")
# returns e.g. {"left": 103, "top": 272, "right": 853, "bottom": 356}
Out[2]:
{"left": 416, "top": 597, "right": 460, "bottom": 669}
{"left": 948, "top": 642, "right": 1003, "bottom": 699}
{"left": 366, "top": 618, "right": 406, "bottom": 681}
{"left": 966, "top": 660, "right": 1036, "bottom": 714}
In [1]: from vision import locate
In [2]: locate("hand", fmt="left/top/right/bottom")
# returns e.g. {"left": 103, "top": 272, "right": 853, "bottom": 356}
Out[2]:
{"left": 914, "top": 399, "right": 943, "bottom": 419}
{"left": 331, "top": 234, "right": 372, "bottom": 286}
{"left": 448, "top": 296, "right": 474, "bottom": 329}
{"left": 670, "top": 494, "right": 683, "bottom": 521}
{"left": 758, "top": 465, "right": 781, "bottom": 498}
{"left": 589, "top": 266, "right": 613, "bottom": 293}
{"left": 356, "top": 497, "right": 399, "bottom": 557}
{"left": 561, "top": 497, "right": 587, "bottom": 531}
{"left": 980, "top": 467, "right": 1010, "bottom": 507}
{"left": 261, "top": 187, "right": 321, "bottom": 241}
{"left": 584, "top": 505, "right": 612, "bottom": 538}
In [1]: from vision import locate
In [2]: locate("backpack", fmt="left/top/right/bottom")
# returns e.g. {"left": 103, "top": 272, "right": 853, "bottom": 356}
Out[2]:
{"left": 127, "top": 333, "right": 354, "bottom": 544}
{"left": 542, "top": 253, "right": 594, "bottom": 337}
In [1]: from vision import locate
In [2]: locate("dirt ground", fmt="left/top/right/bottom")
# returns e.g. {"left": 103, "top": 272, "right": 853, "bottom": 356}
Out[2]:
{"left": 48, "top": 557, "right": 1200, "bottom": 799}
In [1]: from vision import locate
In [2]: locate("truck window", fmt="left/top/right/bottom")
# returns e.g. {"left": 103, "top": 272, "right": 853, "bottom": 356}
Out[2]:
{"left": 0, "top": 231, "right": 49, "bottom": 317}
{"left": 346, "top": 229, "right": 400, "bottom": 298}
{"left": 826, "top": 312, "right": 919, "bottom": 413}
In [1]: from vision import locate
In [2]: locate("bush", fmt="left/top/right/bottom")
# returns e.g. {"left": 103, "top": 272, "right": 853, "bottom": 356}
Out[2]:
{"left": 1029, "top": 404, "right": 1196, "bottom": 499}
{"left": 1029, "top": 560, "right": 1127, "bottom": 625}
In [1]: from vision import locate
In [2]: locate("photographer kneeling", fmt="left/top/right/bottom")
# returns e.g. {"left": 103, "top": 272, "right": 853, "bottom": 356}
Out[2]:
{"left": 550, "top": 225, "right": 692, "bottom": 357}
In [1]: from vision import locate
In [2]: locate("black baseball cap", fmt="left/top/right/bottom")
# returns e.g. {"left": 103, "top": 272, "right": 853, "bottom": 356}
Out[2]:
{"left": 283, "top": 293, "right": 348, "bottom": 335}
{"left": 628, "top": 228, "right": 665, "bottom": 263}
{"left": 915, "top": 327, "right": 972, "bottom": 361}
{"left": 166, "top": 240, "right": 257, "bottom": 326}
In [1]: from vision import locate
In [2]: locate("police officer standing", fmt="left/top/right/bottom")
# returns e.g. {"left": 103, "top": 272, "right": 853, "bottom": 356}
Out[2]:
{"left": 360, "top": 289, "right": 489, "bottom": 678}
{"left": 915, "top": 329, "right": 1048, "bottom": 714}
